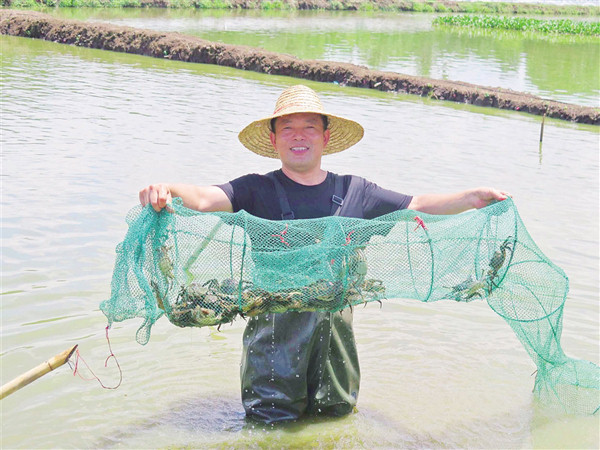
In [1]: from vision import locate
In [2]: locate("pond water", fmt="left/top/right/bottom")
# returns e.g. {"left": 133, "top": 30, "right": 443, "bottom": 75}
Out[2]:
{"left": 1, "top": 32, "right": 599, "bottom": 449}
{"left": 46, "top": 7, "right": 600, "bottom": 107}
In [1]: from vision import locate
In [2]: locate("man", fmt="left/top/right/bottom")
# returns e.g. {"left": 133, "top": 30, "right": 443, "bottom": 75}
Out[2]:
{"left": 139, "top": 85, "right": 509, "bottom": 424}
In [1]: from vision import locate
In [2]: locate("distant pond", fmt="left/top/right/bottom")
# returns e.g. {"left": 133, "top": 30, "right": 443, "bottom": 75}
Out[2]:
{"left": 46, "top": 7, "right": 600, "bottom": 107}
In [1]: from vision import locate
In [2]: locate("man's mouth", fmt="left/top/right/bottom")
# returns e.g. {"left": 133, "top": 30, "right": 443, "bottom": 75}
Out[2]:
{"left": 290, "top": 146, "right": 309, "bottom": 153}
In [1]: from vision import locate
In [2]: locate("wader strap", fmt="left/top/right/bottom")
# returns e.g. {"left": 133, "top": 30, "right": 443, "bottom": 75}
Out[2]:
{"left": 267, "top": 171, "right": 346, "bottom": 220}
{"left": 267, "top": 171, "right": 294, "bottom": 220}
{"left": 331, "top": 175, "right": 344, "bottom": 217}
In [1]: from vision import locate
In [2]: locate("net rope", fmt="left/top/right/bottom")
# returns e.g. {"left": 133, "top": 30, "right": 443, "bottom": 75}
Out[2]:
{"left": 101, "top": 197, "right": 599, "bottom": 414}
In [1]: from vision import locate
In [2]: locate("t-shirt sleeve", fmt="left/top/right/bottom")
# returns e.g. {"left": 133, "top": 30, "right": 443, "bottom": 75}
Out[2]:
{"left": 217, "top": 173, "right": 264, "bottom": 213}
{"left": 362, "top": 180, "right": 412, "bottom": 219}
{"left": 217, "top": 181, "right": 234, "bottom": 204}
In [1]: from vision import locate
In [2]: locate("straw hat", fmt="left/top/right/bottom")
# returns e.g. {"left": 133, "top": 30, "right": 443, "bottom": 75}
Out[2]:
{"left": 238, "top": 85, "right": 364, "bottom": 158}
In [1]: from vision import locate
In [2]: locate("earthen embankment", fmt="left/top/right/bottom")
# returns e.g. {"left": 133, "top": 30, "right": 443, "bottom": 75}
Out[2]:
{"left": 2, "top": 10, "right": 598, "bottom": 124}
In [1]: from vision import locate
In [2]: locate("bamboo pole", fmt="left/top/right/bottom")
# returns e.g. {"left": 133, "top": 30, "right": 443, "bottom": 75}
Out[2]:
{"left": 539, "top": 111, "right": 546, "bottom": 143}
{"left": 538, "top": 111, "right": 546, "bottom": 164}
{"left": 1, "top": 345, "right": 78, "bottom": 400}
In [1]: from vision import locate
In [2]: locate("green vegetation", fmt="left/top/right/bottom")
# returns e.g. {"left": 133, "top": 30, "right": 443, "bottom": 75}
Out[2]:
{"left": 433, "top": 15, "right": 600, "bottom": 36}
{"left": 2, "top": 0, "right": 600, "bottom": 16}
{"left": 6, "top": 0, "right": 139, "bottom": 6}
{"left": 259, "top": 0, "right": 291, "bottom": 10}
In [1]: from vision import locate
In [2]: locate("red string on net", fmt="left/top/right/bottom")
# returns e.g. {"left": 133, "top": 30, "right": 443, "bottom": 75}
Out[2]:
{"left": 69, "top": 326, "right": 122, "bottom": 389}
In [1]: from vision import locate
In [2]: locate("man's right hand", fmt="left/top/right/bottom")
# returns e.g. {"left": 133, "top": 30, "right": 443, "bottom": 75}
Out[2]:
{"left": 138, "top": 183, "right": 233, "bottom": 213}
{"left": 139, "top": 183, "right": 172, "bottom": 212}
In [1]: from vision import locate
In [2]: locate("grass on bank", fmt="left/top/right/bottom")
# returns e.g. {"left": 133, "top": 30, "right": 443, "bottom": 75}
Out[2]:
{"left": 2, "top": 0, "right": 600, "bottom": 15}
{"left": 433, "top": 15, "right": 600, "bottom": 36}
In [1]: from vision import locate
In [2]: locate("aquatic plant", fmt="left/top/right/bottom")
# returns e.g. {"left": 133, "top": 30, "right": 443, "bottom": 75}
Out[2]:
{"left": 260, "top": 0, "right": 290, "bottom": 10}
{"left": 433, "top": 15, "right": 600, "bottom": 36}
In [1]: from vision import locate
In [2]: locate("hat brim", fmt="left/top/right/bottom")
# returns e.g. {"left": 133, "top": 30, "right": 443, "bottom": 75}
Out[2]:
{"left": 238, "top": 110, "right": 364, "bottom": 159}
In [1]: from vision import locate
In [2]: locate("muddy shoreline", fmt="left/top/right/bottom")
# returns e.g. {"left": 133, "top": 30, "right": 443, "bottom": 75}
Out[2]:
{"left": 2, "top": 10, "right": 598, "bottom": 124}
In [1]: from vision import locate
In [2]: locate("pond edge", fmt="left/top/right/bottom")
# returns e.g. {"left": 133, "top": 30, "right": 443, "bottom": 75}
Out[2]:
{"left": 2, "top": 9, "right": 598, "bottom": 125}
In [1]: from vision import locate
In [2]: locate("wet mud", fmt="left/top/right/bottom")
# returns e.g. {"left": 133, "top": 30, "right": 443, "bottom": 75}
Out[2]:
{"left": 2, "top": 10, "right": 598, "bottom": 124}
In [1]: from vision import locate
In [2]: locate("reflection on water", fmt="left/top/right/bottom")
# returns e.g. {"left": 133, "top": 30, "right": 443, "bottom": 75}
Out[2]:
{"left": 46, "top": 8, "right": 600, "bottom": 107}
{"left": 1, "top": 35, "right": 598, "bottom": 448}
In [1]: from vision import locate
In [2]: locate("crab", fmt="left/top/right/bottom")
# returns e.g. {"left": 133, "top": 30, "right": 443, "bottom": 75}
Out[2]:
{"left": 341, "top": 247, "right": 368, "bottom": 283}
{"left": 363, "top": 278, "right": 385, "bottom": 294}
{"left": 361, "top": 278, "right": 386, "bottom": 308}
{"left": 202, "top": 278, "right": 221, "bottom": 292}
{"left": 178, "top": 282, "right": 209, "bottom": 307}
{"left": 241, "top": 289, "right": 272, "bottom": 317}
{"left": 449, "top": 272, "right": 488, "bottom": 302}
{"left": 343, "top": 277, "right": 385, "bottom": 309}
{"left": 448, "top": 275, "right": 474, "bottom": 294}
{"left": 216, "top": 305, "right": 242, "bottom": 330}
{"left": 487, "top": 236, "right": 514, "bottom": 288}
{"left": 189, "top": 306, "right": 219, "bottom": 326}
{"left": 157, "top": 244, "right": 174, "bottom": 282}
{"left": 303, "top": 279, "right": 344, "bottom": 309}
{"left": 150, "top": 280, "right": 166, "bottom": 311}
{"left": 463, "top": 277, "right": 489, "bottom": 301}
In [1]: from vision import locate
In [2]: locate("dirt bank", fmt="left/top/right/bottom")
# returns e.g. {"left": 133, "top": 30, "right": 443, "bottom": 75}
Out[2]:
{"left": 2, "top": 10, "right": 598, "bottom": 124}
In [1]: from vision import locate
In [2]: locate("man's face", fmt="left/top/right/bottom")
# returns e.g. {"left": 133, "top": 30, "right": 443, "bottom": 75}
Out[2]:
{"left": 270, "top": 113, "right": 330, "bottom": 174}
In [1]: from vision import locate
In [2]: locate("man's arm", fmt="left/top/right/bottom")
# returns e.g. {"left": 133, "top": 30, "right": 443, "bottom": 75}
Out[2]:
{"left": 139, "top": 183, "right": 233, "bottom": 213}
{"left": 407, "top": 187, "right": 510, "bottom": 215}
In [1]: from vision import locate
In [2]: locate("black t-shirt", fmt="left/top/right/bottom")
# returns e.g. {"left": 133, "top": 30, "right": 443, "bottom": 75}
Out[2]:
{"left": 218, "top": 169, "right": 412, "bottom": 220}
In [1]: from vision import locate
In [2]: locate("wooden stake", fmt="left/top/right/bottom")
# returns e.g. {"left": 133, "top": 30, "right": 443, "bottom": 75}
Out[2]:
{"left": 539, "top": 111, "right": 546, "bottom": 143}
{"left": 1, "top": 345, "right": 78, "bottom": 400}
{"left": 538, "top": 110, "right": 546, "bottom": 164}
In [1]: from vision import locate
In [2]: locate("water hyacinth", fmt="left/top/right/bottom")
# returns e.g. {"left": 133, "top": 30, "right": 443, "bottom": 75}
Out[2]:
{"left": 433, "top": 15, "right": 600, "bottom": 36}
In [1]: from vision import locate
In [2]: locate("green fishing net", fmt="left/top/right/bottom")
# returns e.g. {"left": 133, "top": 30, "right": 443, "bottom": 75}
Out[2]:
{"left": 101, "top": 197, "right": 599, "bottom": 415}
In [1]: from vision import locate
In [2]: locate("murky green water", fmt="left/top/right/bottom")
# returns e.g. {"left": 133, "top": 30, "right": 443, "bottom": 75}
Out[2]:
{"left": 1, "top": 32, "right": 599, "bottom": 449}
{"left": 44, "top": 7, "right": 600, "bottom": 107}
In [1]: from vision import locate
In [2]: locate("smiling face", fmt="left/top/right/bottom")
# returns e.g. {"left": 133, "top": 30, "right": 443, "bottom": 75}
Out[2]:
{"left": 269, "top": 112, "right": 331, "bottom": 180}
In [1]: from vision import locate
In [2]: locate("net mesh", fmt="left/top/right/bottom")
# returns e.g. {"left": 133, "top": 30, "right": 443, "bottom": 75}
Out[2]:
{"left": 101, "top": 197, "right": 599, "bottom": 414}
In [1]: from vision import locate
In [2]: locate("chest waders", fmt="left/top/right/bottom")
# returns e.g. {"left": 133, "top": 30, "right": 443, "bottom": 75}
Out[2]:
{"left": 240, "top": 172, "right": 362, "bottom": 423}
